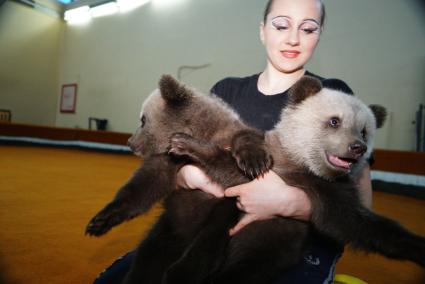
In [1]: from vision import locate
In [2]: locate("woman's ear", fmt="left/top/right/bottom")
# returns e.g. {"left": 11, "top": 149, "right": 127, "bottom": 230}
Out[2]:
{"left": 259, "top": 22, "right": 265, "bottom": 45}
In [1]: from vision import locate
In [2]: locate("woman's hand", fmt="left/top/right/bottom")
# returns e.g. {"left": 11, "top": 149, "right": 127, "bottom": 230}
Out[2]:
{"left": 176, "top": 165, "right": 225, "bottom": 197}
{"left": 225, "top": 170, "right": 311, "bottom": 236}
{"left": 176, "top": 166, "right": 312, "bottom": 236}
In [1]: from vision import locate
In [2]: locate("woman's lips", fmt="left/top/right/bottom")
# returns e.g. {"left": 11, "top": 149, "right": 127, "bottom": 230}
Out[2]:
{"left": 281, "top": 50, "right": 300, "bottom": 58}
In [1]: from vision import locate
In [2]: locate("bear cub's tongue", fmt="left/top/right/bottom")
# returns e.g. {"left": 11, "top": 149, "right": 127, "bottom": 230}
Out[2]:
{"left": 328, "top": 154, "right": 351, "bottom": 169}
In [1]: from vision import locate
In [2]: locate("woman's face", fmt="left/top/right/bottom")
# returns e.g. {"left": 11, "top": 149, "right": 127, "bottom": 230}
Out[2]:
{"left": 260, "top": 0, "right": 322, "bottom": 74}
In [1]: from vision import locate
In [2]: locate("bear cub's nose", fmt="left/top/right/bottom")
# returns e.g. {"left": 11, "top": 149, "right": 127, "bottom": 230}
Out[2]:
{"left": 348, "top": 142, "right": 367, "bottom": 156}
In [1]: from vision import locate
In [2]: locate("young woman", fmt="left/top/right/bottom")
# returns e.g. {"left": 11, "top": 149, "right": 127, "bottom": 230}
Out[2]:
{"left": 95, "top": 0, "right": 373, "bottom": 282}
{"left": 176, "top": 0, "right": 373, "bottom": 283}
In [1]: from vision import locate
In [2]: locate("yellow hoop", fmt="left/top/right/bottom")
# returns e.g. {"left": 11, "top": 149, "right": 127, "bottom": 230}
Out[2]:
{"left": 334, "top": 274, "right": 368, "bottom": 284}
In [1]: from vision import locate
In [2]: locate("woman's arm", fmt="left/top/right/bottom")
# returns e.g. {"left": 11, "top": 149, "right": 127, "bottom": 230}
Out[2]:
{"left": 224, "top": 170, "right": 311, "bottom": 235}
{"left": 177, "top": 165, "right": 312, "bottom": 235}
{"left": 177, "top": 164, "right": 373, "bottom": 236}
{"left": 176, "top": 165, "right": 225, "bottom": 197}
{"left": 225, "top": 166, "right": 373, "bottom": 235}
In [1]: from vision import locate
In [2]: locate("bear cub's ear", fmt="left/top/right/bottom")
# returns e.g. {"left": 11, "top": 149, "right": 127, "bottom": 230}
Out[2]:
{"left": 289, "top": 76, "right": 323, "bottom": 105}
{"left": 159, "top": 74, "right": 193, "bottom": 105}
{"left": 369, "top": 104, "right": 387, "bottom": 129}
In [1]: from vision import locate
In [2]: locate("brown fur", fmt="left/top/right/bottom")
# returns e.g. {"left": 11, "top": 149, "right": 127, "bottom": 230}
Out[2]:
{"left": 85, "top": 75, "right": 272, "bottom": 236}
{"left": 150, "top": 78, "right": 424, "bottom": 284}
{"left": 88, "top": 75, "right": 424, "bottom": 284}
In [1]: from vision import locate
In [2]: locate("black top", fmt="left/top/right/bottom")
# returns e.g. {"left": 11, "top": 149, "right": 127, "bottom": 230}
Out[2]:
{"left": 211, "top": 71, "right": 353, "bottom": 131}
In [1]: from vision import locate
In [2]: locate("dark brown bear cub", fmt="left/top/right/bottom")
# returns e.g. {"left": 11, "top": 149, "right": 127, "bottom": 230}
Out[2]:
{"left": 85, "top": 75, "right": 272, "bottom": 237}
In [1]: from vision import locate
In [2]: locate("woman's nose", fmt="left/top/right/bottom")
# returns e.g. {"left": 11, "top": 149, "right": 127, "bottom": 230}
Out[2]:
{"left": 286, "top": 29, "right": 300, "bottom": 46}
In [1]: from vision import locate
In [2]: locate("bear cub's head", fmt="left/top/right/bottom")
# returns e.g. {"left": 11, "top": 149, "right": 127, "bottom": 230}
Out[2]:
{"left": 276, "top": 76, "right": 386, "bottom": 180}
{"left": 127, "top": 75, "right": 197, "bottom": 156}
{"left": 127, "top": 75, "right": 240, "bottom": 156}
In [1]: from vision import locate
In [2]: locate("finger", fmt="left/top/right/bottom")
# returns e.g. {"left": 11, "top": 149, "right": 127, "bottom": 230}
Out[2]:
{"left": 229, "top": 214, "right": 256, "bottom": 236}
{"left": 236, "top": 200, "right": 244, "bottom": 211}
{"left": 224, "top": 186, "right": 241, "bottom": 197}
{"left": 204, "top": 182, "right": 225, "bottom": 198}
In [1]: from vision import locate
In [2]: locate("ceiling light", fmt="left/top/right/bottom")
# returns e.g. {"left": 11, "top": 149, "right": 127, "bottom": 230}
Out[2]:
{"left": 117, "top": 0, "right": 151, "bottom": 13}
{"left": 152, "top": 0, "right": 186, "bottom": 8}
{"left": 57, "top": 0, "right": 73, "bottom": 4}
{"left": 90, "top": 2, "right": 119, "bottom": 18}
{"left": 64, "top": 5, "right": 90, "bottom": 23}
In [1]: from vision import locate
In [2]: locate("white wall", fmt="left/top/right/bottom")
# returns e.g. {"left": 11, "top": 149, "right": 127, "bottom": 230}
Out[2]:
{"left": 1, "top": 0, "right": 424, "bottom": 151}
{"left": 310, "top": 0, "right": 425, "bottom": 150}
{"left": 57, "top": 0, "right": 425, "bottom": 150}
{"left": 57, "top": 0, "right": 267, "bottom": 132}
{"left": 0, "top": 1, "right": 62, "bottom": 126}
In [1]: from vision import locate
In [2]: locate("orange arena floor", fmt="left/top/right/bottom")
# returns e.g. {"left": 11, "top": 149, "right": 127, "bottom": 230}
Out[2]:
{"left": 0, "top": 145, "right": 424, "bottom": 283}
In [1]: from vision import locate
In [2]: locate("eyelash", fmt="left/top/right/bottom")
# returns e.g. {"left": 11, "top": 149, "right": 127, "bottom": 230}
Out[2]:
{"left": 274, "top": 25, "right": 288, "bottom": 31}
{"left": 301, "top": 28, "right": 318, "bottom": 34}
{"left": 273, "top": 25, "right": 318, "bottom": 34}
{"left": 272, "top": 23, "right": 289, "bottom": 31}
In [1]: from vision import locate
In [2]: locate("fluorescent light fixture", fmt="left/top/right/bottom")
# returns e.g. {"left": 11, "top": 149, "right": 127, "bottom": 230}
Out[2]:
{"left": 64, "top": 5, "right": 90, "bottom": 23}
{"left": 152, "top": 0, "right": 186, "bottom": 8}
{"left": 63, "top": 0, "right": 149, "bottom": 24}
{"left": 90, "top": 2, "right": 118, "bottom": 18}
{"left": 117, "top": 0, "right": 151, "bottom": 13}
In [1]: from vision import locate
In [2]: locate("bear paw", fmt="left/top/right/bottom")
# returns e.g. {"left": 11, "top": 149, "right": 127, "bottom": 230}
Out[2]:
{"left": 232, "top": 147, "right": 273, "bottom": 180}
{"left": 168, "top": 132, "right": 195, "bottom": 157}
{"left": 85, "top": 202, "right": 126, "bottom": 237}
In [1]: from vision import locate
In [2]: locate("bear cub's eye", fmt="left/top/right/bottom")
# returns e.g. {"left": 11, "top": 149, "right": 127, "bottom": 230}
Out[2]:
{"left": 141, "top": 115, "right": 146, "bottom": 127}
{"left": 361, "top": 128, "right": 367, "bottom": 139}
{"left": 329, "top": 117, "right": 340, "bottom": 128}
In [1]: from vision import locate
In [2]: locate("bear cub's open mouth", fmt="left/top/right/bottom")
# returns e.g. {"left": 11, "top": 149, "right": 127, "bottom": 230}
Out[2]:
{"left": 326, "top": 153, "right": 359, "bottom": 170}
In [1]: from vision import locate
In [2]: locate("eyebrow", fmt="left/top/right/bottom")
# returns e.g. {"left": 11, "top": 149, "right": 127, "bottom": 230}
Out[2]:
{"left": 303, "top": 19, "right": 320, "bottom": 25}
{"left": 271, "top": 15, "right": 320, "bottom": 26}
